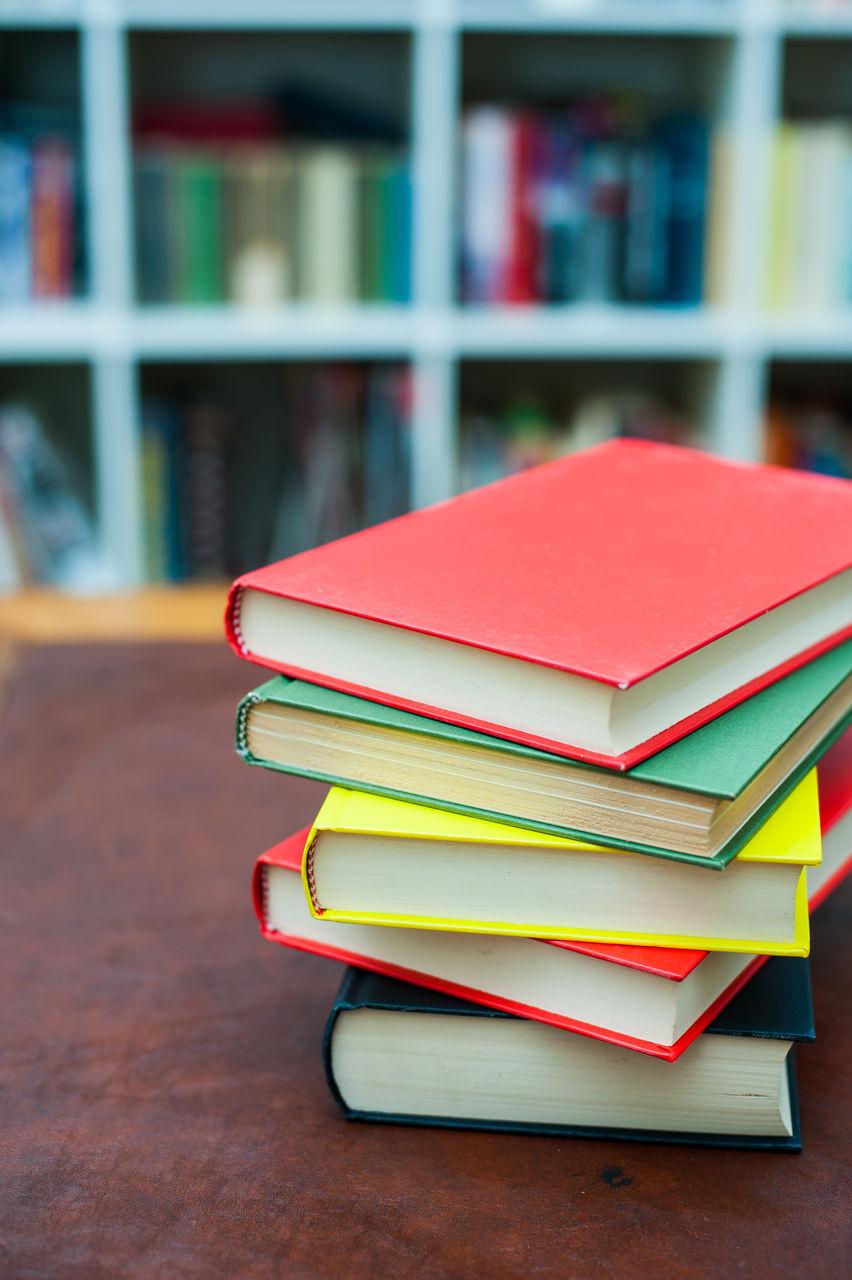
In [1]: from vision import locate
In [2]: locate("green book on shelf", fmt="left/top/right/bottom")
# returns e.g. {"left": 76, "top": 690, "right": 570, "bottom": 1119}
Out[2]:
{"left": 178, "top": 154, "right": 224, "bottom": 304}
{"left": 236, "top": 636, "right": 852, "bottom": 868}
{"left": 359, "top": 149, "right": 393, "bottom": 302}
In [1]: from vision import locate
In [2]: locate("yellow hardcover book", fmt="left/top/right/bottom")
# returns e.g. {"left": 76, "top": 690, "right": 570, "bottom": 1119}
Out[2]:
{"left": 302, "top": 771, "right": 818, "bottom": 955}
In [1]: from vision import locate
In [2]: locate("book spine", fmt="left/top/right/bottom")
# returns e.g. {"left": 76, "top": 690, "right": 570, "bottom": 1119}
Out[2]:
{"left": 659, "top": 114, "right": 708, "bottom": 305}
{"left": 764, "top": 124, "right": 796, "bottom": 310}
{"left": 297, "top": 147, "right": 359, "bottom": 302}
{"left": 536, "top": 119, "right": 584, "bottom": 304}
{"left": 358, "top": 151, "right": 385, "bottom": 302}
{"left": 504, "top": 114, "right": 539, "bottom": 304}
{"left": 235, "top": 689, "right": 262, "bottom": 761}
{"left": 180, "top": 154, "right": 224, "bottom": 303}
{"left": 387, "top": 155, "right": 411, "bottom": 304}
{"left": 578, "top": 137, "right": 626, "bottom": 303}
{"left": 182, "top": 399, "right": 230, "bottom": 579}
{"left": 140, "top": 401, "right": 184, "bottom": 581}
{"left": 622, "top": 137, "right": 671, "bottom": 304}
{"left": 30, "top": 138, "right": 73, "bottom": 299}
{"left": 134, "top": 150, "right": 171, "bottom": 304}
{"left": 0, "top": 137, "right": 32, "bottom": 300}
{"left": 462, "top": 106, "right": 513, "bottom": 303}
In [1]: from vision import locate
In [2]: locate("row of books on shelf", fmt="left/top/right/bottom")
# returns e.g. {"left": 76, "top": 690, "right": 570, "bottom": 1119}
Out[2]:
{"left": 0, "top": 106, "right": 82, "bottom": 302}
{"left": 225, "top": 439, "right": 852, "bottom": 1146}
{"left": 459, "top": 388, "right": 697, "bottom": 490}
{"left": 766, "top": 396, "right": 852, "bottom": 479}
{"left": 461, "top": 102, "right": 715, "bottom": 307}
{"left": 134, "top": 143, "right": 411, "bottom": 307}
{"left": 766, "top": 119, "right": 852, "bottom": 312}
{"left": 141, "top": 365, "right": 411, "bottom": 583}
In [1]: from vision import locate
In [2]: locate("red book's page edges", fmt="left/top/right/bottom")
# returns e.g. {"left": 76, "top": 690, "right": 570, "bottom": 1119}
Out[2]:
{"left": 227, "top": 441, "right": 852, "bottom": 686}
{"left": 259, "top": 924, "right": 768, "bottom": 1061}
{"left": 253, "top": 829, "right": 312, "bottom": 925}
{"left": 220, "top": 621, "right": 852, "bottom": 771}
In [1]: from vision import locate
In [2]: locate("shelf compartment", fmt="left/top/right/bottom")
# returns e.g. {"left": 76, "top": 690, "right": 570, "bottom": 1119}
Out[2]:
{"left": 137, "top": 359, "right": 412, "bottom": 583}
{"left": 456, "top": 355, "right": 716, "bottom": 491}
{"left": 128, "top": 29, "right": 411, "bottom": 310}
{"left": 0, "top": 27, "right": 87, "bottom": 303}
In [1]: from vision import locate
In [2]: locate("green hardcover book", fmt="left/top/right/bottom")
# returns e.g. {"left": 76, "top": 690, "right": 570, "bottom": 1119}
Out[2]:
{"left": 178, "top": 154, "right": 223, "bottom": 304}
{"left": 236, "top": 637, "right": 852, "bottom": 868}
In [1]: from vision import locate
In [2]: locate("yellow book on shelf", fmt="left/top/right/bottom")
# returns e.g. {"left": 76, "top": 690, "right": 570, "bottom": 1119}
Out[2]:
{"left": 764, "top": 122, "right": 798, "bottom": 311}
{"left": 302, "top": 771, "right": 818, "bottom": 955}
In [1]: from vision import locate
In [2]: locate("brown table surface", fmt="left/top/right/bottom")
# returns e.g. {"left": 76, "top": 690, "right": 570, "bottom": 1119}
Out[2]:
{"left": 2, "top": 642, "right": 850, "bottom": 1280}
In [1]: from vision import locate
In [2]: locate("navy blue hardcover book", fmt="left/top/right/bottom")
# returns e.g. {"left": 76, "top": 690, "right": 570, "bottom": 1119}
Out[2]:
{"left": 323, "top": 958, "right": 813, "bottom": 1151}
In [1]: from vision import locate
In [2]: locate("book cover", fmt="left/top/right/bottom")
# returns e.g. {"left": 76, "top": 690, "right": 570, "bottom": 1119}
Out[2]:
{"left": 236, "top": 635, "right": 852, "bottom": 866}
{"left": 226, "top": 439, "right": 852, "bottom": 769}
{"left": 302, "top": 777, "right": 816, "bottom": 954}
{"left": 321, "top": 963, "right": 810, "bottom": 1150}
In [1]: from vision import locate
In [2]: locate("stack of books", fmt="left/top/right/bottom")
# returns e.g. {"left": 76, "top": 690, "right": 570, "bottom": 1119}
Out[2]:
{"left": 226, "top": 438, "right": 852, "bottom": 1151}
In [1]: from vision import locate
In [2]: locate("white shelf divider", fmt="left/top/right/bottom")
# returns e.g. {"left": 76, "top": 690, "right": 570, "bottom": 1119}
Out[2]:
{"left": 410, "top": 1, "right": 459, "bottom": 507}
{"left": 82, "top": 5, "right": 143, "bottom": 584}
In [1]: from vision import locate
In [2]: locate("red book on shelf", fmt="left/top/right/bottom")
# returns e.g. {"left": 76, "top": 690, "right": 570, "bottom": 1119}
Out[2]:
{"left": 226, "top": 439, "right": 852, "bottom": 769}
{"left": 133, "top": 102, "right": 279, "bottom": 144}
{"left": 253, "top": 727, "right": 852, "bottom": 1061}
{"left": 31, "top": 138, "right": 73, "bottom": 299}
{"left": 503, "top": 113, "right": 539, "bottom": 304}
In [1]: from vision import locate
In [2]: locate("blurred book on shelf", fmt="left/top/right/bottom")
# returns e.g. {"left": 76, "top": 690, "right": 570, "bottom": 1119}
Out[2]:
{"left": 0, "top": 103, "right": 84, "bottom": 303}
{"left": 459, "top": 387, "right": 700, "bottom": 491}
{"left": 765, "top": 120, "right": 852, "bottom": 313}
{"left": 766, "top": 397, "right": 852, "bottom": 481}
{"left": 141, "top": 363, "right": 411, "bottom": 584}
{"left": 460, "top": 99, "right": 713, "bottom": 308}
{"left": 133, "top": 100, "right": 410, "bottom": 307}
{"left": 0, "top": 403, "right": 110, "bottom": 593}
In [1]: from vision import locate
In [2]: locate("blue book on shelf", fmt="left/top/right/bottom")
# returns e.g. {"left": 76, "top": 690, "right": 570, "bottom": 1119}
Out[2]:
{"left": 385, "top": 159, "right": 411, "bottom": 304}
{"left": 659, "top": 113, "right": 708, "bottom": 306}
{"left": 0, "top": 137, "right": 32, "bottom": 301}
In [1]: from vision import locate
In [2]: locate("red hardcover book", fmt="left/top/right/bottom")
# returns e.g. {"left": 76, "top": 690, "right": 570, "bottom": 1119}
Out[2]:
{"left": 503, "top": 113, "right": 539, "bottom": 304}
{"left": 252, "top": 728, "right": 852, "bottom": 1060}
{"left": 227, "top": 439, "right": 852, "bottom": 769}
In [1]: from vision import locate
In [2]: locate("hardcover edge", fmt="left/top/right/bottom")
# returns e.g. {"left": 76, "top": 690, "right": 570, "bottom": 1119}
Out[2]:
{"left": 227, "top": 572, "right": 852, "bottom": 770}
{"left": 321, "top": 988, "right": 802, "bottom": 1152}
{"left": 238, "top": 695, "right": 852, "bottom": 869}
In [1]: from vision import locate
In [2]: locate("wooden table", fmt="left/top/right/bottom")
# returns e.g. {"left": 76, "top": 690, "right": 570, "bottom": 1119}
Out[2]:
{"left": 1, "top": 641, "right": 850, "bottom": 1279}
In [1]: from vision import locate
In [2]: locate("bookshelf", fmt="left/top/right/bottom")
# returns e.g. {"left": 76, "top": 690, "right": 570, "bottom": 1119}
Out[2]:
{"left": 1, "top": 0, "right": 851, "bottom": 589}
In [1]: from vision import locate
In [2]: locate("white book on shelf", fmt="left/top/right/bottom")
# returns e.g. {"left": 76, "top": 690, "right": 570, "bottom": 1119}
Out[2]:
{"left": 462, "top": 106, "right": 513, "bottom": 304}
{"left": 296, "top": 147, "right": 359, "bottom": 304}
{"left": 792, "top": 121, "right": 852, "bottom": 312}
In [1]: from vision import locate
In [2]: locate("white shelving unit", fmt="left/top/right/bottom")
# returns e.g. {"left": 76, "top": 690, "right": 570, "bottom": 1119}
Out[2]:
{"left": 1, "top": 0, "right": 850, "bottom": 586}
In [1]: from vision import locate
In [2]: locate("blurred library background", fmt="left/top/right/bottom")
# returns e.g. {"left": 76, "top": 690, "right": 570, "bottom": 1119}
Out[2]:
{"left": 2, "top": 0, "right": 852, "bottom": 610}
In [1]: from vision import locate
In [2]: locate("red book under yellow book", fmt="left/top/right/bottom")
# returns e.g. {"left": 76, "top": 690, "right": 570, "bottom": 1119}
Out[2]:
{"left": 253, "top": 728, "right": 852, "bottom": 1061}
{"left": 227, "top": 440, "right": 852, "bottom": 769}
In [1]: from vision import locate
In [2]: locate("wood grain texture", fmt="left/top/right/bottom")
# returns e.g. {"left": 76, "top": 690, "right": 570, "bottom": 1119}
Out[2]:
{"left": 0, "top": 643, "right": 849, "bottom": 1280}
